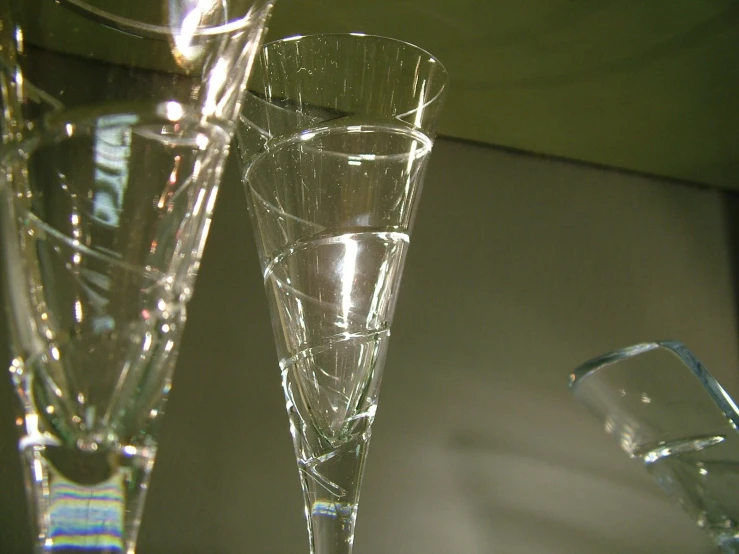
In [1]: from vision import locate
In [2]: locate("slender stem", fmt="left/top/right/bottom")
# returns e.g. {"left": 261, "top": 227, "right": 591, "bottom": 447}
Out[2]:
{"left": 297, "top": 430, "right": 371, "bottom": 554}
{"left": 283, "top": 364, "right": 376, "bottom": 554}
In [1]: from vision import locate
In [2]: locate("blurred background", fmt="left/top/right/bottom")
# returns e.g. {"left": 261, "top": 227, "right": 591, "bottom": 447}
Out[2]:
{"left": 2, "top": 1, "right": 739, "bottom": 552}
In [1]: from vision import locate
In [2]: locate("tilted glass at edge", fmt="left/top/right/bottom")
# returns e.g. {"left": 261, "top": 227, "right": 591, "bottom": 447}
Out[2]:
{"left": 570, "top": 341, "right": 739, "bottom": 554}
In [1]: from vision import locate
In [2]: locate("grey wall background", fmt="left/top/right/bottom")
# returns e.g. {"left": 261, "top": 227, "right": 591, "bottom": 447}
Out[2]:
{"left": 261, "top": 0, "right": 739, "bottom": 191}
{"left": 2, "top": 138, "right": 738, "bottom": 553}
{"left": 27, "top": 0, "right": 739, "bottom": 189}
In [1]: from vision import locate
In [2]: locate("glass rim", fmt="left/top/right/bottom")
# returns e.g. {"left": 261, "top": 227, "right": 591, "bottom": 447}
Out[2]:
{"left": 54, "top": 0, "right": 275, "bottom": 39}
{"left": 261, "top": 32, "right": 450, "bottom": 83}
{"left": 568, "top": 340, "right": 739, "bottom": 431}
{"left": 248, "top": 123, "right": 435, "bottom": 171}
{"left": 248, "top": 32, "right": 450, "bottom": 123}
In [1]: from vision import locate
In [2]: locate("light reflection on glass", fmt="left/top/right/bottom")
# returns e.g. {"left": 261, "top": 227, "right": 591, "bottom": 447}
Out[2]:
{"left": 202, "top": 58, "right": 229, "bottom": 117}
{"left": 74, "top": 300, "right": 83, "bottom": 323}
{"left": 64, "top": 114, "right": 140, "bottom": 337}
{"left": 92, "top": 114, "right": 137, "bottom": 228}
{"left": 14, "top": 26, "right": 24, "bottom": 54}
{"left": 340, "top": 237, "right": 358, "bottom": 324}
{"left": 164, "top": 101, "right": 184, "bottom": 122}
{"left": 169, "top": 0, "right": 223, "bottom": 68}
{"left": 412, "top": 80, "right": 427, "bottom": 128}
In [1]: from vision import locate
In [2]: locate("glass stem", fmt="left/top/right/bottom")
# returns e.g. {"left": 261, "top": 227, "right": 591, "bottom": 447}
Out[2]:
{"left": 291, "top": 419, "right": 373, "bottom": 554}
{"left": 19, "top": 441, "right": 155, "bottom": 554}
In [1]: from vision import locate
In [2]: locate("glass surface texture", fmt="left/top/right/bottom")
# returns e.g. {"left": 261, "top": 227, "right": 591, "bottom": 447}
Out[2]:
{"left": 1, "top": 107, "right": 231, "bottom": 553}
{"left": 570, "top": 341, "right": 739, "bottom": 554}
{"left": 0, "top": 1, "right": 275, "bottom": 552}
{"left": 0, "top": 0, "right": 275, "bottom": 135}
{"left": 241, "top": 34, "right": 448, "bottom": 554}
{"left": 237, "top": 33, "right": 448, "bottom": 169}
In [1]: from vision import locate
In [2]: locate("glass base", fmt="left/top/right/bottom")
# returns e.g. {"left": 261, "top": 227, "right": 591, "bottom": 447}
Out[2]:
{"left": 20, "top": 440, "right": 155, "bottom": 554}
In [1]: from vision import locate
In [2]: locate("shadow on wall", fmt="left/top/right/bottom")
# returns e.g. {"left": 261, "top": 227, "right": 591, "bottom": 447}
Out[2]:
{"left": 0, "top": 269, "right": 31, "bottom": 553}
{"left": 723, "top": 191, "right": 739, "bottom": 353}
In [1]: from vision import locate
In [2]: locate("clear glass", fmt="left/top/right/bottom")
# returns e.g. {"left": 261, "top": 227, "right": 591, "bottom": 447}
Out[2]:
{"left": 241, "top": 34, "right": 448, "bottom": 554}
{"left": 0, "top": 105, "right": 236, "bottom": 553}
{"left": 0, "top": 1, "right": 275, "bottom": 551}
{"left": 237, "top": 32, "right": 448, "bottom": 170}
{"left": 0, "top": 105, "right": 233, "bottom": 553}
{"left": 569, "top": 341, "right": 739, "bottom": 554}
{"left": 0, "top": 0, "right": 275, "bottom": 135}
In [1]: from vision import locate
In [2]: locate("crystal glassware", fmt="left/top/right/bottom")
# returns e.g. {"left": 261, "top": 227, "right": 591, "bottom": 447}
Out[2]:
{"left": 0, "top": 1, "right": 275, "bottom": 552}
{"left": 0, "top": 0, "right": 275, "bottom": 137}
{"left": 240, "top": 34, "right": 448, "bottom": 554}
{"left": 569, "top": 341, "right": 739, "bottom": 554}
{"left": 237, "top": 32, "right": 448, "bottom": 169}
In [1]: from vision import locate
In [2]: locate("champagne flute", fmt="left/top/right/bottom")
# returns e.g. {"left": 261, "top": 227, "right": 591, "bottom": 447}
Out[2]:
{"left": 0, "top": 1, "right": 275, "bottom": 551}
{"left": 239, "top": 33, "right": 448, "bottom": 554}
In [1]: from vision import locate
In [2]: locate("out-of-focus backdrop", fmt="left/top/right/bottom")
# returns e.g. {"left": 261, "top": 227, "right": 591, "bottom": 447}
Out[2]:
{"left": 2, "top": 1, "right": 738, "bottom": 553}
